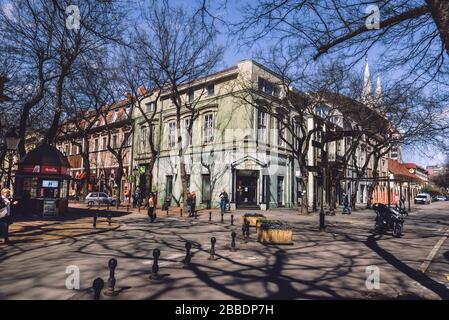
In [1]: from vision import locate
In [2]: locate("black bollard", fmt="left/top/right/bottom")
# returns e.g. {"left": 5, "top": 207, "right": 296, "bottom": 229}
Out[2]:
{"left": 221, "top": 213, "right": 224, "bottom": 224}
{"left": 231, "top": 231, "right": 236, "bottom": 252}
{"left": 194, "top": 210, "right": 198, "bottom": 219}
{"left": 245, "top": 220, "right": 250, "bottom": 242}
{"left": 231, "top": 214, "right": 234, "bottom": 226}
{"left": 107, "top": 213, "right": 112, "bottom": 226}
{"left": 92, "top": 277, "right": 104, "bottom": 300}
{"left": 242, "top": 218, "right": 247, "bottom": 238}
{"left": 166, "top": 208, "right": 169, "bottom": 216}
{"left": 93, "top": 212, "right": 98, "bottom": 229}
{"left": 180, "top": 208, "right": 183, "bottom": 217}
{"left": 104, "top": 258, "right": 118, "bottom": 296}
{"left": 183, "top": 242, "right": 192, "bottom": 268}
{"left": 150, "top": 248, "right": 161, "bottom": 280}
{"left": 208, "top": 237, "right": 216, "bottom": 260}
{"left": 209, "top": 211, "right": 212, "bottom": 221}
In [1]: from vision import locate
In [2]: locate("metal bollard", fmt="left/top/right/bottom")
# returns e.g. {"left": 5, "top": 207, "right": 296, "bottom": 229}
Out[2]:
{"left": 208, "top": 237, "right": 216, "bottom": 260}
{"left": 194, "top": 210, "right": 198, "bottom": 219}
{"left": 231, "top": 231, "right": 236, "bottom": 252}
{"left": 221, "top": 213, "right": 224, "bottom": 224}
{"left": 150, "top": 249, "right": 161, "bottom": 280}
{"left": 93, "top": 212, "right": 98, "bottom": 229}
{"left": 231, "top": 214, "right": 234, "bottom": 226}
{"left": 242, "top": 218, "right": 247, "bottom": 238}
{"left": 245, "top": 220, "right": 250, "bottom": 241}
{"left": 107, "top": 213, "right": 112, "bottom": 226}
{"left": 104, "top": 258, "right": 118, "bottom": 296}
{"left": 180, "top": 208, "right": 183, "bottom": 217}
{"left": 209, "top": 211, "right": 212, "bottom": 221}
{"left": 92, "top": 277, "right": 104, "bottom": 300}
{"left": 166, "top": 208, "right": 169, "bottom": 216}
{"left": 183, "top": 242, "right": 192, "bottom": 268}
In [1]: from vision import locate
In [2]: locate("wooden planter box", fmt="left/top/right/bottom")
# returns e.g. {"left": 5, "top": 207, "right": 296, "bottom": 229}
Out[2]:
{"left": 258, "top": 228, "right": 293, "bottom": 245}
{"left": 242, "top": 215, "right": 266, "bottom": 227}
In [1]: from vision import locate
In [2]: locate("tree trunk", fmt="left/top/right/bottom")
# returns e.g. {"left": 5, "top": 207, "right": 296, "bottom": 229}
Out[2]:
{"left": 426, "top": 0, "right": 449, "bottom": 55}
{"left": 45, "top": 74, "right": 66, "bottom": 145}
{"left": 299, "top": 175, "right": 309, "bottom": 214}
{"left": 351, "top": 180, "right": 359, "bottom": 210}
{"left": 82, "top": 137, "right": 91, "bottom": 199}
{"left": 116, "top": 160, "right": 123, "bottom": 208}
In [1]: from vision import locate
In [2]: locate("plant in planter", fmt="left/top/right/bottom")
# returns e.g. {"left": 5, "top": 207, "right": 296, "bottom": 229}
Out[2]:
{"left": 242, "top": 213, "right": 266, "bottom": 227}
{"left": 258, "top": 220, "right": 293, "bottom": 244}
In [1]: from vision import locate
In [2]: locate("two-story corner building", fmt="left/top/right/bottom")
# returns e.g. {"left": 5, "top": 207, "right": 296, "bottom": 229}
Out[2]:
{"left": 133, "top": 60, "right": 302, "bottom": 209}
{"left": 56, "top": 102, "right": 133, "bottom": 201}
{"left": 132, "top": 59, "right": 394, "bottom": 211}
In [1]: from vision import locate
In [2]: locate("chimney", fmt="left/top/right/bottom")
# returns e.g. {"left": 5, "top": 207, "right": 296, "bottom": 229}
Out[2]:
{"left": 137, "top": 85, "right": 147, "bottom": 96}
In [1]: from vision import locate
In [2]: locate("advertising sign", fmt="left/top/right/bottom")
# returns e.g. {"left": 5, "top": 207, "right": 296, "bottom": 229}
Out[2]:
{"left": 43, "top": 200, "right": 57, "bottom": 217}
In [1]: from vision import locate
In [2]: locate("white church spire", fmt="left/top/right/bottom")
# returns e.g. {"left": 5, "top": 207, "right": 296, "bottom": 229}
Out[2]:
{"left": 361, "top": 56, "right": 372, "bottom": 104}
{"left": 375, "top": 75, "right": 383, "bottom": 105}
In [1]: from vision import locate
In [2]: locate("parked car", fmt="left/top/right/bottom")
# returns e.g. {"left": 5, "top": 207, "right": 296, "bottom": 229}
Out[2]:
{"left": 435, "top": 195, "right": 447, "bottom": 201}
{"left": 85, "top": 192, "right": 117, "bottom": 206}
{"left": 414, "top": 193, "right": 431, "bottom": 205}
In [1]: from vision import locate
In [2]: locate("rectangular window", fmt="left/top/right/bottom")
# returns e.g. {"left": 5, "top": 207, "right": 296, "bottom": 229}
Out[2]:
{"left": 258, "top": 77, "right": 279, "bottom": 97}
{"left": 203, "top": 114, "right": 214, "bottom": 144}
{"left": 257, "top": 111, "right": 266, "bottom": 143}
{"left": 102, "top": 137, "right": 107, "bottom": 150}
{"left": 278, "top": 120, "right": 285, "bottom": 147}
{"left": 184, "top": 118, "right": 191, "bottom": 146}
{"left": 65, "top": 144, "right": 70, "bottom": 156}
{"left": 187, "top": 90, "right": 194, "bottom": 103}
{"left": 94, "top": 139, "right": 99, "bottom": 152}
{"left": 206, "top": 84, "right": 215, "bottom": 96}
{"left": 202, "top": 174, "right": 211, "bottom": 203}
{"left": 112, "top": 135, "right": 118, "bottom": 149}
{"left": 140, "top": 126, "right": 147, "bottom": 153}
{"left": 168, "top": 122, "right": 176, "bottom": 148}
{"left": 146, "top": 102, "right": 155, "bottom": 113}
{"left": 166, "top": 175, "right": 173, "bottom": 199}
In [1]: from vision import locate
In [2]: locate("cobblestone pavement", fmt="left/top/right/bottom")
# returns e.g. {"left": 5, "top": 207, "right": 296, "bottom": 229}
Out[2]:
{"left": 0, "top": 201, "right": 448, "bottom": 300}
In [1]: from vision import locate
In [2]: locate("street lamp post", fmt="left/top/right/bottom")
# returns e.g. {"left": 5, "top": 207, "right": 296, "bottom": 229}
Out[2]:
{"left": 5, "top": 128, "right": 20, "bottom": 189}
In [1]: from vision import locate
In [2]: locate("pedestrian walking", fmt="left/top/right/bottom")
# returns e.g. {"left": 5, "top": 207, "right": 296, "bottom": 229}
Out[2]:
{"left": 342, "top": 193, "right": 351, "bottom": 214}
{"left": 1, "top": 189, "right": 17, "bottom": 244}
{"left": 190, "top": 192, "right": 196, "bottom": 217}
{"left": 186, "top": 192, "right": 192, "bottom": 217}
{"left": 219, "top": 189, "right": 229, "bottom": 214}
{"left": 146, "top": 193, "right": 156, "bottom": 222}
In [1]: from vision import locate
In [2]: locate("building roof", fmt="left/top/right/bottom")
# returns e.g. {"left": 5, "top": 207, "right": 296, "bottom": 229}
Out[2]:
{"left": 20, "top": 143, "right": 70, "bottom": 168}
{"left": 388, "top": 159, "right": 424, "bottom": 183}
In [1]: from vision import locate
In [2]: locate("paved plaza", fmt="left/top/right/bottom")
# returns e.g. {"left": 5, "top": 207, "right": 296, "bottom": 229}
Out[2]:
{"left": 1, "top": 202, "right": 449, "bottom": 300}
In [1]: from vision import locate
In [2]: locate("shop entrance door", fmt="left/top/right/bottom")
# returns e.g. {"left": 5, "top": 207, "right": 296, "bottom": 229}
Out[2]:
{"left": 236, "top": 170, "right": 258, "bottom": 208}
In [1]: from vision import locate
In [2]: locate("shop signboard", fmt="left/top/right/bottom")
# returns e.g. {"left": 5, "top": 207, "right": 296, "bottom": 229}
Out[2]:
{"left": 43, "top": 200, "right": 57, "bottom": 217}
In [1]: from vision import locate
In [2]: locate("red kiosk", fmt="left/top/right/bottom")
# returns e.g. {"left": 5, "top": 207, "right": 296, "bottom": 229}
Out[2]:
{"left": 14, "top": 144, "right": 71, "bottom": 217}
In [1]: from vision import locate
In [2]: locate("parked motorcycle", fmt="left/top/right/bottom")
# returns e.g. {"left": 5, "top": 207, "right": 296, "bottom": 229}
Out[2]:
{"left": 372, "top": 203, "right": 405, "bottom": 237}
{"left": 394, "top": 205, "right": 408, "bottom": 217}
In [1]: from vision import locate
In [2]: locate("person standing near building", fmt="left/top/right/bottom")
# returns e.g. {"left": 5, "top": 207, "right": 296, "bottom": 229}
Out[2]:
{"left": 0, "top": 189, "right": 17, "bottom": 244}
{"left": 219, "top": 189, "right": 229, "bottom": 214}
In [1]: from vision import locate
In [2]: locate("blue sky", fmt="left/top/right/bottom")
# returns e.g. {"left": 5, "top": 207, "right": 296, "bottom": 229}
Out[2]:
{"left": 1, "top": 0, "right": 445, "bottom": 167}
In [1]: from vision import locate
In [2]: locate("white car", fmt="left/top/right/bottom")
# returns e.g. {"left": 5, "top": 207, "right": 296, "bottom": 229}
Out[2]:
{"left": 414, "top": 193, "right": 431, "bottom": 205}
{"left": 85, "top": 192, "right": 117, "bottom": 206}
